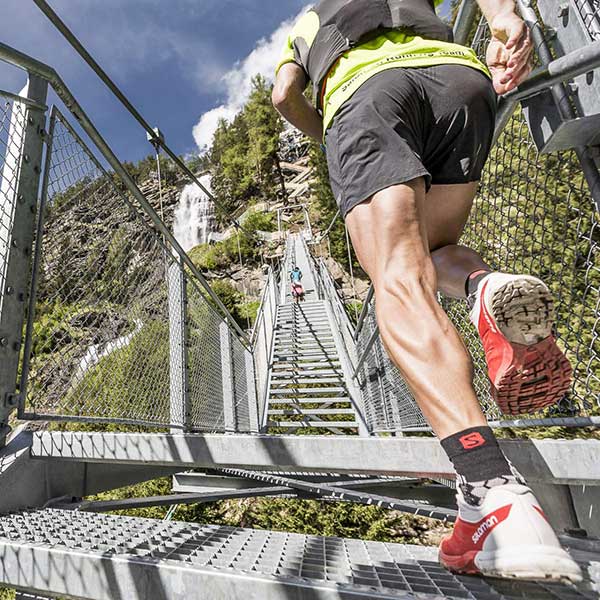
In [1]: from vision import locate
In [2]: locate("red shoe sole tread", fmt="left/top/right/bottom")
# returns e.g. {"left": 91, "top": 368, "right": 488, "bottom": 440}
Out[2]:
{"left": 487, "top": 279, "right": 572, "bottom": 416}
{"left": 492, "top": 337, "right": 573, "bottom": 415}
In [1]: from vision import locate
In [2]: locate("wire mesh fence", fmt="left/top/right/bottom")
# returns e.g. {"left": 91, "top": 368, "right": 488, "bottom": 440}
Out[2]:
{"left": 20, "top": 107, "right": 257, "bottom": 432}
{"left": 572, "top": 0, "right": 600, "bottom": 40}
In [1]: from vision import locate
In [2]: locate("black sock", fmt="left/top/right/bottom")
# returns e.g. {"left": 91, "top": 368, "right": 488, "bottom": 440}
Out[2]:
{"left": 441, "top": 426, "right": 521, "bottom": 506}
{"left": 465, "top": 269, "right": 491, "bottom": 298}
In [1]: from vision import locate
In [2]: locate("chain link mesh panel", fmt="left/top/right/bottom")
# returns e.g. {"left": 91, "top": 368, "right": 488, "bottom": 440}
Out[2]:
{"left": 354, "top": 15, "right": 600, "bottom": 431}
{"left": 572, "top": 0, "right": 600, "bottom": 40}
{"left": 0, "top": 96, "right": 25, "bottom": 319}
{"left": 22, "top": 108, "right": 255, "bottom": 432}
{"left": 186, "top": 281, "right": 227, "bottom": 431}
{"left": 23, "top": 110, "right": 174, "bottom": 426}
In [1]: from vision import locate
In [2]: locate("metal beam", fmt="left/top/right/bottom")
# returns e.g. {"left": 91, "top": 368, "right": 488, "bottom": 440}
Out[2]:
{"left": 217, "top": 468, "right": 457, "bottom": 522}
{"left": 52, "top": 486, "right": 293, "bottom": 513}
{"left": 30, "top": 432, "right": 600, "bottom": 485}
{"left": 0, "top": 430, "right": 179, "bottom": 513}
{"left": 0, "top": 75, "right": 47, "bottom": 443}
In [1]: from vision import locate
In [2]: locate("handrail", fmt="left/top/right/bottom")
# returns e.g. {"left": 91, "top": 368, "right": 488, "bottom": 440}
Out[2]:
{"left": 313, "top": 209, "right": 341, "bottom": 244}
{"left": 353, "top": 286, "right": 374, "bottom": 340}
{"left": 29, "top": 0, "right": 251, "bottom": 236}
{"left": 352, "top": 324, "right": 380, "bottom": 380}
{"left": 0, "top": 42, "right": 251, "bottom": 347}
{"left": 250, "top": 267, "right": 276, "bottom": 346}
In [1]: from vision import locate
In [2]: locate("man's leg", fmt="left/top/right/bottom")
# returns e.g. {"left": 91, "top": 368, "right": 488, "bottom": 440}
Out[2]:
{"left": 425, "top": 182, "right": 572, "bottom": 415}
{"left": 424, "top": 183, "right": 491, "bottom": 299}
{"left": 345, "top": 178, "right": 486, "bottom": 439}
{"left": 346, "top": 179, "right": 582, "bottom": 582}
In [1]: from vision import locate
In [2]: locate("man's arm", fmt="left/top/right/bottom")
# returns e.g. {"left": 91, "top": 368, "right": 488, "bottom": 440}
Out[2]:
{"left": 272, "top": 63, "right": 324, "bottom": 142}
{"left": 476, "top": 0, "right": 533, "bottom": 94}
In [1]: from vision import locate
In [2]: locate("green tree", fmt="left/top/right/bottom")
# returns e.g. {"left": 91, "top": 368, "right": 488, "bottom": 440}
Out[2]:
{"left": 244, "top": 75, "right": 285, "bottom": 196}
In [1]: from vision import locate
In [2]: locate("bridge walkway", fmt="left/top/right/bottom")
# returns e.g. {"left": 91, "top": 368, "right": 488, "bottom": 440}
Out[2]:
{"left": 265, "top": 234, "right": 360, "bottom": 434}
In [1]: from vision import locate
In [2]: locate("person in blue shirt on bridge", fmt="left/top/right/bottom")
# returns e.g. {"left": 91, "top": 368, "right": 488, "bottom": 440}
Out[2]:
{"left": 290, "top": 266, "right": 304, "bottom": 302}
{"left": 273, "top": 0, "right": 581, "bottom": 584}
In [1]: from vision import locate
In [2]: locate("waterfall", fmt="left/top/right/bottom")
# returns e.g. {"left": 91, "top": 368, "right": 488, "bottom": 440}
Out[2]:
{"left": 173, "top": 175, "right": 216, "bottom": 251}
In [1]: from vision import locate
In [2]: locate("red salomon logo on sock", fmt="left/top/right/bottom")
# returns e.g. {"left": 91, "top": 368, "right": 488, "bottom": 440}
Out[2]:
{"left": 459, "top": 432, "right": 486, "bottom": 449}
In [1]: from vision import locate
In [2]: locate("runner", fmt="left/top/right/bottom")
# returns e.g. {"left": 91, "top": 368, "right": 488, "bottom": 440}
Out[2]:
{"left": 272, "top": 0, "right": 580, "bottom": 582}
{"left": 290, "top": 265, "right": 304, "bottom": 303}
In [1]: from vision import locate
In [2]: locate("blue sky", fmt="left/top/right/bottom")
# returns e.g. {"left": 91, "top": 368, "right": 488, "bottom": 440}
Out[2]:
{"left": 1, "top": 0, "right": 452, "bottom": 163}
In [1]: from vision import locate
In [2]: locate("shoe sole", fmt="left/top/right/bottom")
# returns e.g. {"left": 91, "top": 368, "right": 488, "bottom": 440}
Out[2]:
{"left": 488, "top": 278, "right": 572, "bottom": 415}
{"left": 491, "top": 278, "right": 553, "bottom": 345}
{"left": 440, "top": 545, "right": 583, "bottom": 584}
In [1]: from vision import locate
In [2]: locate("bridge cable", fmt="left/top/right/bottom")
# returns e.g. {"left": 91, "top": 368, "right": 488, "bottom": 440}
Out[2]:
{"left": 236, "top": 232, "right": 252, "bottom": 331}
{"left": 344, "top": 223, "right": 360, "bottom": 322}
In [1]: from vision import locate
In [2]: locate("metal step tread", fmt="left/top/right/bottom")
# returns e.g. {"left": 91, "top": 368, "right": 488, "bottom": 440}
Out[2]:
{"left": 270, "top": 369, "right": 343, "bottom": 377}
{"left": 272, "top": 351, "right": 339, "bottom": 358}
{"left": 268, "top": 408, "right": 357, "bottom": 416}
{"left": 11, "top": 510, "right": 594, "bottom": 599}
{"left": 274, "top": 343, "right": 338, "bottom": 350}
{"left": 270, "top": 378, "right": 344, "bottom": 386}
{"left": 275, "top": 329, "right": 333, "bottom": 335}
{"left": 269, "top": 387, "right": 347, "bottom": 395}
{"left": 272, "top": 361, "right": 342, "bottom": 369}
{"left": 267, "top": 396, "right": 351, "bottom": 404}
{"left": 267, "top": 420, "right": 359, "bottom": 428}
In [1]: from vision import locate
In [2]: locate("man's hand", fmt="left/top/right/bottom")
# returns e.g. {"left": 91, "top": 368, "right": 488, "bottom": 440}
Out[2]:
{"left": 486, "top": 11, "right": 533, "bottom": 95}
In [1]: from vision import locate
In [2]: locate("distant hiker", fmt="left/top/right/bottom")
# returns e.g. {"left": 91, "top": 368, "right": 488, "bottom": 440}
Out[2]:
{"left": 273, "top": 0, "right": 580, "bottom": 584}
{"left": 290, "top": 266, "right": 304, "bottom": 302}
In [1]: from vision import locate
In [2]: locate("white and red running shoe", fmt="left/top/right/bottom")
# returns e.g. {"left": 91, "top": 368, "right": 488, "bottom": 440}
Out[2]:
{"left": 439, "top": 484, "right": 582, "bottom": 582}
{"left": 470, "top": 273, "right": 572, "bottom": 415}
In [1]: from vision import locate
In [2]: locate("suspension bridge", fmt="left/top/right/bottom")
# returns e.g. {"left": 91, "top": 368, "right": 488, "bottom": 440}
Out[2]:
{"left": 1, "top": 0, "right": 600, "bottom": 598}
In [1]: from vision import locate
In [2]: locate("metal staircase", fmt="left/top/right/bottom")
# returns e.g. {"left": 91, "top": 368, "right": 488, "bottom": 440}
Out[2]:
{"left": 266, "top": 236, "right": 359, "bottom": 433}
{"left": 1, "top": 1, "right": 600, "bottom": 598}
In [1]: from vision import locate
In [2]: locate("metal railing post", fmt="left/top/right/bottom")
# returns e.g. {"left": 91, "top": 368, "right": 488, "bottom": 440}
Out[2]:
{"left": 245, "top": 350, "right": 259, "bottom": 432}
{"left": 168, "top": 259, "right": 190, "bottom": 432}
{"left": 453, "top": 0, "right": 479, "bottom": 45}
{"left": 0, "top": 74, "right": 48, "bottom": 446}
{"left": 220, "top": 321, "right": 236, "bottom": 432}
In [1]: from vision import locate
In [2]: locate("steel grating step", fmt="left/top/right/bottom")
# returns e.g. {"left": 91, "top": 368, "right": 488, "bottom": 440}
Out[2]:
{"left": 270, "top": 369, "right": 342, "bottom": 378}
{"left": 273, "top": 352, "right": 340, "bottom": 359}
{"left": 268, "top": 396, "right": 351, "bottom": 404}
{"left": 268, "top": 408, "right": 357, "bottom": 416}
{"left": 269, "top": 387, "right": 347, "bottom": 395}
{"left": 274, "top": 343, "right": 337, "bottom": 350}
{"left": 270, "top": 378, "right": 344, "bottom": 386}
{"left": 275, "top": 329, "right": 333, "bottom": 336}
{"left": 275, "top": 328, "right": 333, "bottom": 334}
{"left": 272, "top": 361, "right": 342, "bottom": 369}
{"left": 268, "top": 420, "right": 359, "bottom": 428}
{"left": 14, "top": 508, "right": 596, "bottom": 599}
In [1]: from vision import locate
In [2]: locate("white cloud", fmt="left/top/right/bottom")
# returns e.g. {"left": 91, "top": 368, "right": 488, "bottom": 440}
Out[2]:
{"left": 192, "top": 5, "right": 311, "bottom": 153}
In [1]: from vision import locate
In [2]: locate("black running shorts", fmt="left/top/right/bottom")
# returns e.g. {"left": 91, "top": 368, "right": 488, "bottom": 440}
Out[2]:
{"left": 324, "top": 64, "right": 497, "bottom": 217}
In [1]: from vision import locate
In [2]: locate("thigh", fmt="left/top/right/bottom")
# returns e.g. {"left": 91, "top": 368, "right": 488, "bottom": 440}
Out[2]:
{"left": 345, "top": 178, "right": 429, "bottom": 284}
{"left": 425, "top": 182, "right": 479, "bottom": 251}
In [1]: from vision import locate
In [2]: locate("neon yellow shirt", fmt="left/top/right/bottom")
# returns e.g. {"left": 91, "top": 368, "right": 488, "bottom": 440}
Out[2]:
{"left": 277, "top": 5, "right": 490, "bottom": 135}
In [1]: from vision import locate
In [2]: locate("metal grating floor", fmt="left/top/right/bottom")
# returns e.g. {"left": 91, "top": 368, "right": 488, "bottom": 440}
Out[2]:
{"left": 0, "top": 510, "right": 598, "bottom": 599}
